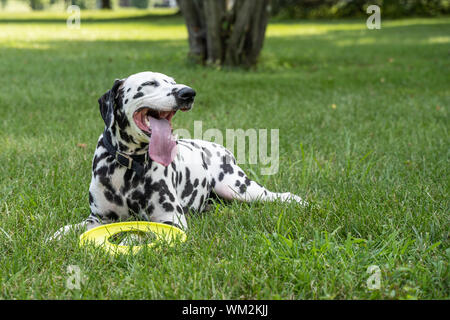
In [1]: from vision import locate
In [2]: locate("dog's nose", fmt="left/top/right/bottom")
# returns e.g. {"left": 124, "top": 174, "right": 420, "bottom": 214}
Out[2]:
{"left": 176, "top": 87, "right": 196, "bottom": 102}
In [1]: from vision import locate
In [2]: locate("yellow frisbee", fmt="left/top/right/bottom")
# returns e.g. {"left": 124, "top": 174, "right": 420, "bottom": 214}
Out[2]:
{"left": 79, "top": 221, "right": 187, "bottom": 255}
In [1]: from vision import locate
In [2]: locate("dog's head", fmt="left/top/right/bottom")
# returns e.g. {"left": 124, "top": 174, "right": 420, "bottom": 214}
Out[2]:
{"left": 98, "top": 71, "right": 196, "bottom": 166}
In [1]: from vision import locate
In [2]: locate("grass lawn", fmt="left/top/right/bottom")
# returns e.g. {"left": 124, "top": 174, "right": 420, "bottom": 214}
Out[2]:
{"left": 0, "top": 10, "right": 448, "bottom": 299}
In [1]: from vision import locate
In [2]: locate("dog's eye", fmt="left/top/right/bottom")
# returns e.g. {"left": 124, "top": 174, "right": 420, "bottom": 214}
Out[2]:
{"left": 142, "top": 81, "right": 158, "bottom": 87}
{"left": 137, "top": 81, "right": 159, "bottom": 92}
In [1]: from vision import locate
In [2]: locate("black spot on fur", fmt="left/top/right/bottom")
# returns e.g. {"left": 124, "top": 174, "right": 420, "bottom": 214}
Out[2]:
{"left": 181, "top": 168, "right": 194, "bottom": 198}
{"left": 127, "top": 199, "right": 139, "bottom": 214}
{"left": 143, "top": 179, "right": 174, "bottom": 206}
{"left": 94, "top": 165, "right": 108, "bottom": 178}
{"left": 121, "top": 169, "right": 134, "bottom": 194}
{"left": 131, "top": 190, "right": 146, "bottom": 208}
{"left": 159, "top": 193, "right": 166, "bottom": 204}
{"left": 118, "top": 141, "right": 129, "bottom": 152}
{"left": 218, "top": 172, "right": 224, "bottom": 181}
{"left": 119, "top": 130, "right": 137, "bottom": 146}
{"left": 115, "top": 110, "right": 130, "bottom": 131}
{"left": 105, "top": 211, "right": 119, "bottom": 221}
{"left": 140, "top": 141, "right": 148, "bottom": 148}
{"left": 108, "top": 162, "right": 119, "bottom": 176}
{"left": 202, "top": 147, "right": 212, "bottom": 158}
{"left": 220, "top": 156, "right": 234, "bottom": 175}
{"left": 202, "top": 150, "right": 211, "bottom": 167}
{"left": 99, "top": 175, "right": 115, "bottom": 194}
{"left": 189, "top": 141, "right": 200, "bottom": 149}
{"left": 147, "top": 204, "right": 155, "bottom": 215}
{"left": 131, "top": 172, "right": 141, "bottom": 189}
{"left": 163, "top": 203, "right": 174, "bottom": 212}
{"left": 92, "top": 151, "right": 110, "bottom": 172}
{"left": 187, "top": 190, "right": 198, "bottom": 208}
{"left": 172, "top": 172, "right": 177, "bottom": 188}
{"left": 104, "top": 190, "right": 123, "bottom": 206}
{"left": 201, "top": 156, "right": 208, "bottom": 170}
{"left": 133, "top": 92, "right": 144, "bottom": 99}
{"left": 143, "top": 177, "right": 155, "bottom": 196}
{"left": 239, "top": 184, "right": 247, "bottom": 194}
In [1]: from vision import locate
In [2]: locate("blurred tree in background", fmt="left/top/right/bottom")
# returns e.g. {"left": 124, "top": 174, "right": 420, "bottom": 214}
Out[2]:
{"left": 271, "top": 0, "right": 449, "bottom": 18}
{"left": 6, "top": 0, "right": 143, "bottom": 10}
{"left": 28, "top": 0, "right": 45, "bottom": 10}
{"left": 13, "top": 0, "right": 100, "bottom": 10}
{"left": 178, "top": 0, "right": 270, "bottom": 67}
{"left": 131, "top": 0, "right": 149, "bottom": 8}
{"left": 101, "top": 0, "right": 111, "bottom": 9}
{"left": 1, "top": 0, "right": 448, "bottom": 17}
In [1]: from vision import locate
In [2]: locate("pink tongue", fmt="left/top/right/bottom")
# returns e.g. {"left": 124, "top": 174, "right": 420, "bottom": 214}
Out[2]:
{"left": 148, "top": 116, "right": 177, "bottom": 166}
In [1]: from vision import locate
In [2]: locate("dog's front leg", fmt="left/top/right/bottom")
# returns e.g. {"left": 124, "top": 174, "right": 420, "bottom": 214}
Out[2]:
{"left": 138, "top": 178, "right": 188, "bottom": 230}
{"left": 148, "top": 203, "right": 187, "bottom": 231}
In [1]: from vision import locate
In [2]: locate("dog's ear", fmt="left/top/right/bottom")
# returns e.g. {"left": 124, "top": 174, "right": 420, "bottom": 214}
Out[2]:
{"left": 98, "top": 79, "right": 124, "bottom": 128}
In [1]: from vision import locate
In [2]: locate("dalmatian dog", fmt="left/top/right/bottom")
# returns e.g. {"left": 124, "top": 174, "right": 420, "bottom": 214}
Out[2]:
{"left": 50, "top": 71, "right": 305, "bottom": 240}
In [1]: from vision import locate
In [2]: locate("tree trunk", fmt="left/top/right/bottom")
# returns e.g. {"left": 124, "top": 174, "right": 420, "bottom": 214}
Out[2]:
{"left": 177, "top": 0, "right": 206, "bottom": 63}
{"left": 178, "top": 0, "right": 271, "bottom": 67}
{"left": 101, "top": 0, "right": 112, "bottom": 9}
{"left": 29, "top": 0, "right": 44, "bottom": 10}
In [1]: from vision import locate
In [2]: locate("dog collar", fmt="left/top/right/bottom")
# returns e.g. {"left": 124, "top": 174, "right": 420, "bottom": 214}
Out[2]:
{"left": 102, "top": 131, "right": 148, "bottom": 176}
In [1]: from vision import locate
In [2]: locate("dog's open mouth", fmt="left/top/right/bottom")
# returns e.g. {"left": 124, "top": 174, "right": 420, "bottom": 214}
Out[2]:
{"left": 133, "top": 108, "right": 176, "bottom": 134}
{"left": 133, "top": 108, "right": 177, "bottom": 167}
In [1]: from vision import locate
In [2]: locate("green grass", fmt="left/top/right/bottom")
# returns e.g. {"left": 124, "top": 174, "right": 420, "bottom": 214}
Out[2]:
{"left": 0, "top": 10, "right": 449, "bottom": 299}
